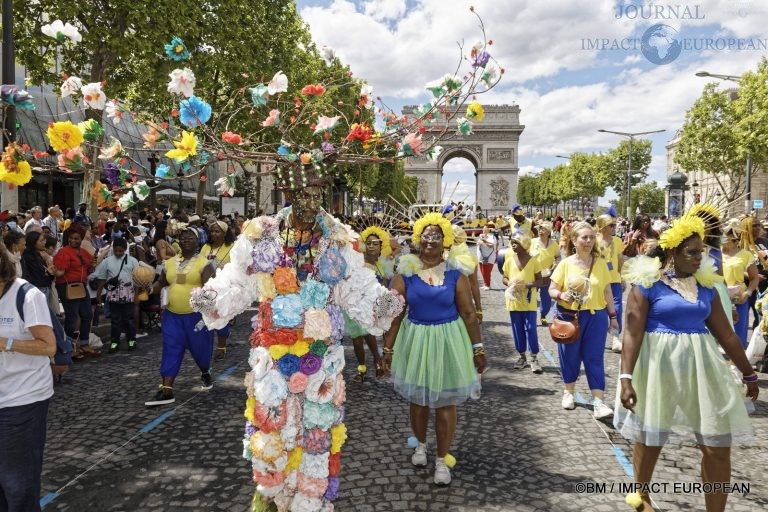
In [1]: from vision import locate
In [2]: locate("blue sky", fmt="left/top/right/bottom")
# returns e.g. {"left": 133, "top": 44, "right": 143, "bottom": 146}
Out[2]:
{"left": 295, "top": 0, "right": 768, "bottom": 205}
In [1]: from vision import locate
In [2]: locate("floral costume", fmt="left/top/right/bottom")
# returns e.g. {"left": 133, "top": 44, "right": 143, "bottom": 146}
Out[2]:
{"left": 191, "top": 209, "right": 402, "bottom": 512}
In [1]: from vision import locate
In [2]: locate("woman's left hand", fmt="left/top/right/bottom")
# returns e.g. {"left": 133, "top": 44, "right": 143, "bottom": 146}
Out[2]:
{"left": 609, "top": 317, "right": 619, "bottom": 331}
{"left": 747, "top": 380, "right": 759, "bottom": 401}
{"left": 474, "top": 353, "right": 486, "bottom": 374}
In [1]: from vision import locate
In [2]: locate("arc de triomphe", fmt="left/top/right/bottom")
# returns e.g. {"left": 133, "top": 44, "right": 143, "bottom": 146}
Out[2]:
{"left": 402, "top": 104, "right": 524, "bottom": 216}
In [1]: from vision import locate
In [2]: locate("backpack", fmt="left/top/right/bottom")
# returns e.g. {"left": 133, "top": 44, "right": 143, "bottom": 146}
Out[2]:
{"left": 16, "top": 282, "right": 74, "bottom": 366}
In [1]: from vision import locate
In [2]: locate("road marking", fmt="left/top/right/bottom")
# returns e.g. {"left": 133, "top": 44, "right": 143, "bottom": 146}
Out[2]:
{"left": 216, "top": 363, "right": 239, "bottom": 381}
{"left": 40, "top": 492, "right": 59, "bottom": 507}
{"left": 542, "top": 350, "right": 555, "bottom": 363}
{"left": 612, "top": 446, "right": 635, "bottom": 478}
{"left": 139, "top": 409, "right": 175, "bottom": 433}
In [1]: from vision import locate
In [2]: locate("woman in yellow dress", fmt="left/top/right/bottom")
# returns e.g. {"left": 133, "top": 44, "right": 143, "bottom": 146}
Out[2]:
{"left": 199, "top": 220, "right": 235, "bottom": 360}
{"left": 721, "top": 219, "right": 759, "bottom": 348}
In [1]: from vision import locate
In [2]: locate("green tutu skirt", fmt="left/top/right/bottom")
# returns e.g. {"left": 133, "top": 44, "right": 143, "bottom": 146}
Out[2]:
{"left": 343, "top": 310, "right": 368, "bottom": 338}
{"left": 391, "top": 318, "right": 479, "bottom": 408}
{"left": 614, "top": 331, "right": 752, "bottom": 447}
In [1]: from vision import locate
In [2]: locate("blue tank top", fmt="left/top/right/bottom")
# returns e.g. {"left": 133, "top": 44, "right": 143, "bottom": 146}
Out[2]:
{"left": 638, "top": 280, "right": 716, "bottom": 334}
{"left": 404, "top": 269, "right": 461, "bottom": 325}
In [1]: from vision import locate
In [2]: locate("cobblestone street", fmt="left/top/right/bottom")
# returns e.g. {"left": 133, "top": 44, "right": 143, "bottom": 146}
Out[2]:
{"left": 40, "top": 270, "right": 768, "bottom": 511}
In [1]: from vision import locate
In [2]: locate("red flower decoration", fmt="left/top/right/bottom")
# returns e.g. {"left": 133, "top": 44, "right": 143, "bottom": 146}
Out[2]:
{"left": 329, "top": 453, "right": 342, "bottom": 477}
{"left": 345, "top": 123, "right": 372, "bottom": 142}
{"left": 222, "top": 131, "right": 242, "bottom": 145}
{"left": 275, "top": 329, "right": 298, "bottom": 346}
{"left": 301, "top": 84, "right": 326, "bottom": 96}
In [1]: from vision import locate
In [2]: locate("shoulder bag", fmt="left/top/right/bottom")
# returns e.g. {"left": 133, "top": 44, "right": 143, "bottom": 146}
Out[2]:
{"left": 549, "top": 257, "right": 595, "bottom": 344}
{"left": 65, "top": 249, "right": 87, "bottom": 300}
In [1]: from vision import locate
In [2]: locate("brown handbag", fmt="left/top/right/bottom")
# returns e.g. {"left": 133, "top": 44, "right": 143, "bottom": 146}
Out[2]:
{"left": 549, "top": 257, "right": 594, "bottom": 344}
{"left": 65, "top": 282, "right": 87, "bottom": 300}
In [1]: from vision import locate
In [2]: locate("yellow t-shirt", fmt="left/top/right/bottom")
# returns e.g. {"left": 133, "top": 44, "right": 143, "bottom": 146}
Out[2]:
{"left": 199, "top": 243, "right": 233, "bottom": 270}
{"left": 164, "top": 255, "right": 210, "bottom": 314}
{"left": 508, "top": 217, "right": 532, "bottom": 237}
{"left": 502, "top": 255, "right": 540, "bottom": 311}
{"left": 530, "top": 237, "right": 559, "bottom": 270}
{"left": 723, "top": 249, "right": 754, "bottom": 292}
{"left": 551, "top": 256, "right": 611, "bottom": 312}
{"left": 598, "top": 236, "right": 623, "bottom": 283}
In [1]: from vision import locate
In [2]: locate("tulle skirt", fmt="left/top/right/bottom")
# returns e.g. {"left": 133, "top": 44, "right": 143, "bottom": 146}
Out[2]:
{"left": 391, "top": 318, "right": 479, "bottom": 408}
{"left": 614, "top": 331, "right": 752, "bottom": 447}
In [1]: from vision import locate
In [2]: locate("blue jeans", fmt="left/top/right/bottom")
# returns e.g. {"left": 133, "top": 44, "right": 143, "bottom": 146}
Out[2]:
{"left": 0, "top": 399, "right": 49, "bottom": 512}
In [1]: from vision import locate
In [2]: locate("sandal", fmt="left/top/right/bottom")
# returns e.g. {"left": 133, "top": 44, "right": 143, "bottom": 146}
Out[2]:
{"left": 375, "top": 361, "right": 387, "bottom": 379}
{"left": 214, "top": 346, "right": 227, "bottom": 361}
{"left": 353, "top": 364, "right": 367, "bottom": 383}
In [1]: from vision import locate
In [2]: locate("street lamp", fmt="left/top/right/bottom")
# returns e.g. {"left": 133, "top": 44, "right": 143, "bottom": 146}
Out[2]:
{"left": 695, "top": 71, "right": 750, "bottom": 214}
{"left": 597, "top": 128, "right": 666, "bottom": 218}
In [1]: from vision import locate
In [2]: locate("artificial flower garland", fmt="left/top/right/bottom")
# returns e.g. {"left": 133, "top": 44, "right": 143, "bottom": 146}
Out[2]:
{"left": 412, "top": 212, "right": 454, "bottom": 248}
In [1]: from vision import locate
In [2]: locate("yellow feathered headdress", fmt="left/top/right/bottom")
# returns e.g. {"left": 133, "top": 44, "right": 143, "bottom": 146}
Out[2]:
{"left": 360, "top": 225, "right": 392, "bottom": 257}
{"left": 412, "top": 212, "right": 454, "bottom": 248}
{"left": 659, "top": 216, "right": 705, "bottom": 250}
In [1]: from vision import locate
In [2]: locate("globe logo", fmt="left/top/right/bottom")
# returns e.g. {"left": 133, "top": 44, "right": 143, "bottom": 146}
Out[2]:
{"left": 641, "top": 24, "right": 682, "bottom": 65}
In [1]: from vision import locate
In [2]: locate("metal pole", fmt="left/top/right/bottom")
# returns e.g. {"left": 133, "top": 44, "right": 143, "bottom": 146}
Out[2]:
{"left": 1, "top": 0, "right": 18, "bottom": 212}
{"left": 746, "top": 151, "right": 752, "bottom": 215}
{"left": 626, "top": 137, "right": 633, "bottom": 219}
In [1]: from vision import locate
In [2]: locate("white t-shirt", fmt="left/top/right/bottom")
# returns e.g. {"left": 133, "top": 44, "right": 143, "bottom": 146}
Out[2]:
{"left": 0, "top": 279, "right": 55, "bottom": 408}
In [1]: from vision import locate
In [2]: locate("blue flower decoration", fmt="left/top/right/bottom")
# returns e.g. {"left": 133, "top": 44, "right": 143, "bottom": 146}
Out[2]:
{"left": 276, "top": 145, "right": 290, "bottom": 156}
{"left": 155, "top": 164, "right": 170, "bottom": 179}
{"left": 271, "top": 293, "right": 304, "bottom": 328}
{"left": 249, "top": 84, "right": 269, "bottom": 107}
{"left": 277, "top": 354, "right": 300, "bottom": 377}
{"left": 179, "top": 96, "right": 212, "bottom": 128}
{"left": 164, "top": 37, "right": 190, "bottom": 61}
{"left": 299, "top": 280, "right": 330, "bottom": 309}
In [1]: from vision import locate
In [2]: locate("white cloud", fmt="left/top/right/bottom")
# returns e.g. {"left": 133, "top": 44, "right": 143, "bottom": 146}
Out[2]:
{"left": 519, "top": 165, "right": 542, "bottom": 176}
{"left": 363, "top": 0, "right": 407, "bottom": 21}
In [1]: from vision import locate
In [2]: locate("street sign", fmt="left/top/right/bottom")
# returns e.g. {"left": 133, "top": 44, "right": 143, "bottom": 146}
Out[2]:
{"left": 754, "top": 199, "right": 764, "bottom": 210}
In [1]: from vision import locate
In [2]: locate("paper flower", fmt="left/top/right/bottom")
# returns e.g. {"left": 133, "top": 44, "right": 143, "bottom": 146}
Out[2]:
{"left": 0, "top": 86, "right": 35, "bottom": 111}
{"left": 47, "top": 121, "right": 84, "bottom": 152}
{"left": 164, "top": 37, "right": 190, "bottom": 61}
{"left": 105, "top": 100, "right": 123, "bottom": 124}
{"left": 400, "top": 132, "right": 423, "bottom": 157}
{"left": 133, "top": 180, "right": 151, "bottom": 201}
{"left": 78, "top": 119, "right": 104, "bottom": 141}
{"left": 271, "top": 294, "right": 304, "bottom": 328}
{"left": 320, "top": 45, "right": 336, "bottom": 65}
{"left": 472, "top": 50, "right": 491, "bottom": 68}
{"left": 179, "top": 96, "right": 212, "bottom": 128}
{"left": 345, "top": 123, "right": 372, "bottom": 142}
{"left": 80, "top": 82, "right": 106, "bottom": 110}
{"left": 215, "top": 175, "right": 237, "bottom": 197}
{"left": 330, "top": 423, "right": 347, "bottom": 454}
{"left": 267, "top": 71, "right": 288, "bottom": 95}
{"left": 301, "top": 84, "right": 326, "bottom": 96}
{"left": 90, "top": 180, "right": 112, "bottom": 205}
{"left": 117, "top": 193, "right": 135, "bottom": 211}
{"left": 103, "top": 162, "right": 120, "bottom": 187}
{"left": 299, "top": 281, "right": 330, "bottom": 310}
{"left": 155, "top": 164, "right": 170, "bottom": 179}
{"left": 41, "top": 20, "right": 82, "bottom": 43}
{"left": 425, "top": 145, "right": 443, "bottom": 162}
{"left": 303, "top": 309, "right": 332, "bottom": 340}
{"left": 165, "top": 131, "right": 198, "bottom": 161}
{"left": 249, "top": 84, "right": 269, "bottom": 107}
{"left": 167, "top": 68, "right": 196, "bottom": 98}
{"left": 143, "top": 122, "right": 162, "bottom": 148}
{"left": 324, "top": 476, "right": 340, "bottom": 501}
{"left": 0, "top": 160, "right": 32, "bottom": 186}
{"left": 456, "top": 116, "right": 473, "bottom": 135}
{"left": 277, "top": 354, "right": 301, "bottom": 377}
{"left": 359, "top": 84, "right": 375, "bottom": 109}
{"left": 222, "top": 131, "right": 242, "bottom": 145}
{"left": 481, "top": 62, "right": 499, "bottom": 87}
{"left": 98, "top": 137, "right": 123, "bottom": 160}
{"left": 57, "top": 147, "right": 88, "bottom": 172}
{"left": 60, "top": 76, "right": 82, "bottom": 97}
{"left": 262, "top": 109, "right": 281, "bottom": 127}
{"left": 313, "top": 115, "right": 340, "bottom": 135}
{"left": 300, "top": 353, "right": 322, "bottom": 376}
{"left": 466, "top": 101, "right": 485, "bottom": 121}
{"left": 288, "top": 372, "right": 309, "bottom": 394}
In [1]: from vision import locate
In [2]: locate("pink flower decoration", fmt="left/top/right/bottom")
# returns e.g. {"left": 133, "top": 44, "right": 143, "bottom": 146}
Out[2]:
{"left": 222, "top": 131, "right": 242, "bottom": 145}
{"left": 289, "top": 372, "right": 308, "bottom": 393}
{"left": 262, "top": 109, "right": 280, "bottom": 127}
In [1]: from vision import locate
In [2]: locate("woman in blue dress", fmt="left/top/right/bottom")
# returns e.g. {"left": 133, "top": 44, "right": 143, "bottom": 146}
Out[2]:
{"left": 382, "top": 213, "right": 485, "bottom": 486}
{"left": 616, "top": 215, "right": 758, "bottom": 512}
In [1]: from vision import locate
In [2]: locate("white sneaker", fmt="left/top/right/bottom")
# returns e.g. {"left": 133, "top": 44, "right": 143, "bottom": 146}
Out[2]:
{"left": 593, "top": 398, "right": 614, "bottom": 419}
{"left": 562, "top": 391, "right": 576, "bottom": 410}
{"left": 411, "top": 442, "right": 427, "bottom": 467}
{"left": 611, "top": 335, "right": 622, "bottom": 353}
{"left": 434, "top": 457, "right": 451, "bottom": 485}
{"left": 530, "top": 356, "right": 543, "bottom": 374}
{"left": 481, "top": 286, "right": 490, "bottom": 291}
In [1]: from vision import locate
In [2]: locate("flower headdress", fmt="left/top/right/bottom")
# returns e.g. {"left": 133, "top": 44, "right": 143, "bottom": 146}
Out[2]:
{"left": 360, "top": 226, "right": 392, "bottom": 257}
{"left": 659, "top": 215, "right": 705, "bottom": 250}
{"left": 412, "top": 212, "right": 454, "bottom": 248}
{"left": 687, "top": 203, "right": 721, "bottom": 223}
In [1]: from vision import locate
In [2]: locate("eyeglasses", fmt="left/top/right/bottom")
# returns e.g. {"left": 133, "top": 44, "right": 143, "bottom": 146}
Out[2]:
{"left": 421, "top": 234, "right": 444, "bottom": 243}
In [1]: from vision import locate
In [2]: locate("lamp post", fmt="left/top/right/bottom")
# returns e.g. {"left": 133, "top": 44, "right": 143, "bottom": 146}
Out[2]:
{"left": 1, "top": 0, "right": 18, "bottom": 212}
{"left": 597, "top": 128, "right": 666, "bottom": 218}
{"left": 695, "top": 71, "right": 750, "bottom": 214}
{"left": 691, "top": 180, "right": 700, "bottom": 205}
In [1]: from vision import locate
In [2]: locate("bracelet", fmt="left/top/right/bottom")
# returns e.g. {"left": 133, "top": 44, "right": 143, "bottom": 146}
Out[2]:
{"left": 473, "top": 348, "right": 486, "bottom": 357}
{"left": 742, "top": 373, "right": 759, "bottom": 383}
{"left": 475, "top": 309, "right": 483, "bottom": 313}
{"left": 608, "top": 311, "right": 617, "bottom": 319}
{"left": 5, "top": 338, "right": 14, "bottom": 351}
{"left": 556, "top": 291, "right": 563, "bottom": 301}
{"left": 472, "top": 343, "right": 484, "bottom": 349}
{"left": 618, "top": 373, "right": 633, "bottom": 380}
{"left": 382, "top": 347, "right": 395, "bottom": 355}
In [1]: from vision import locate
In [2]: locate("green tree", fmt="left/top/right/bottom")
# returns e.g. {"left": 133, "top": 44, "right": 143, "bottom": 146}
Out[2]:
{"left": 733, "top": 57, "right": 768, "bottom": 174}
{"left": 600, "top": 139, "right": 653, "bottom": 198}
{"left": 612, "top": 182, "right": 665, "bottom": 216}
{"left": 674, "top": 83, "right": 745, "bottom": 202}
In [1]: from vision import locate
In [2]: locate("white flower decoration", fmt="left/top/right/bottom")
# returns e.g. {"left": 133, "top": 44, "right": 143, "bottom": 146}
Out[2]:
{"left": 105, "top": 100, "right": 123, "bottom": 124}
{"left": 80, "top": 82, "right": 106, "bottom": 110}
{"left": 60, "top": 76, "right": 83, "bottom": 97}
{"left": 313, "top": 115, "right": 340, "bottom": 135}
{"left": 167, "top": 68, "right": 196, "bottom": 98}
{"left": 41, "top": 20, "right": 82, "bottom": 43}
{"left": 267, "top": 71, "right": 288, "bottom": 95}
